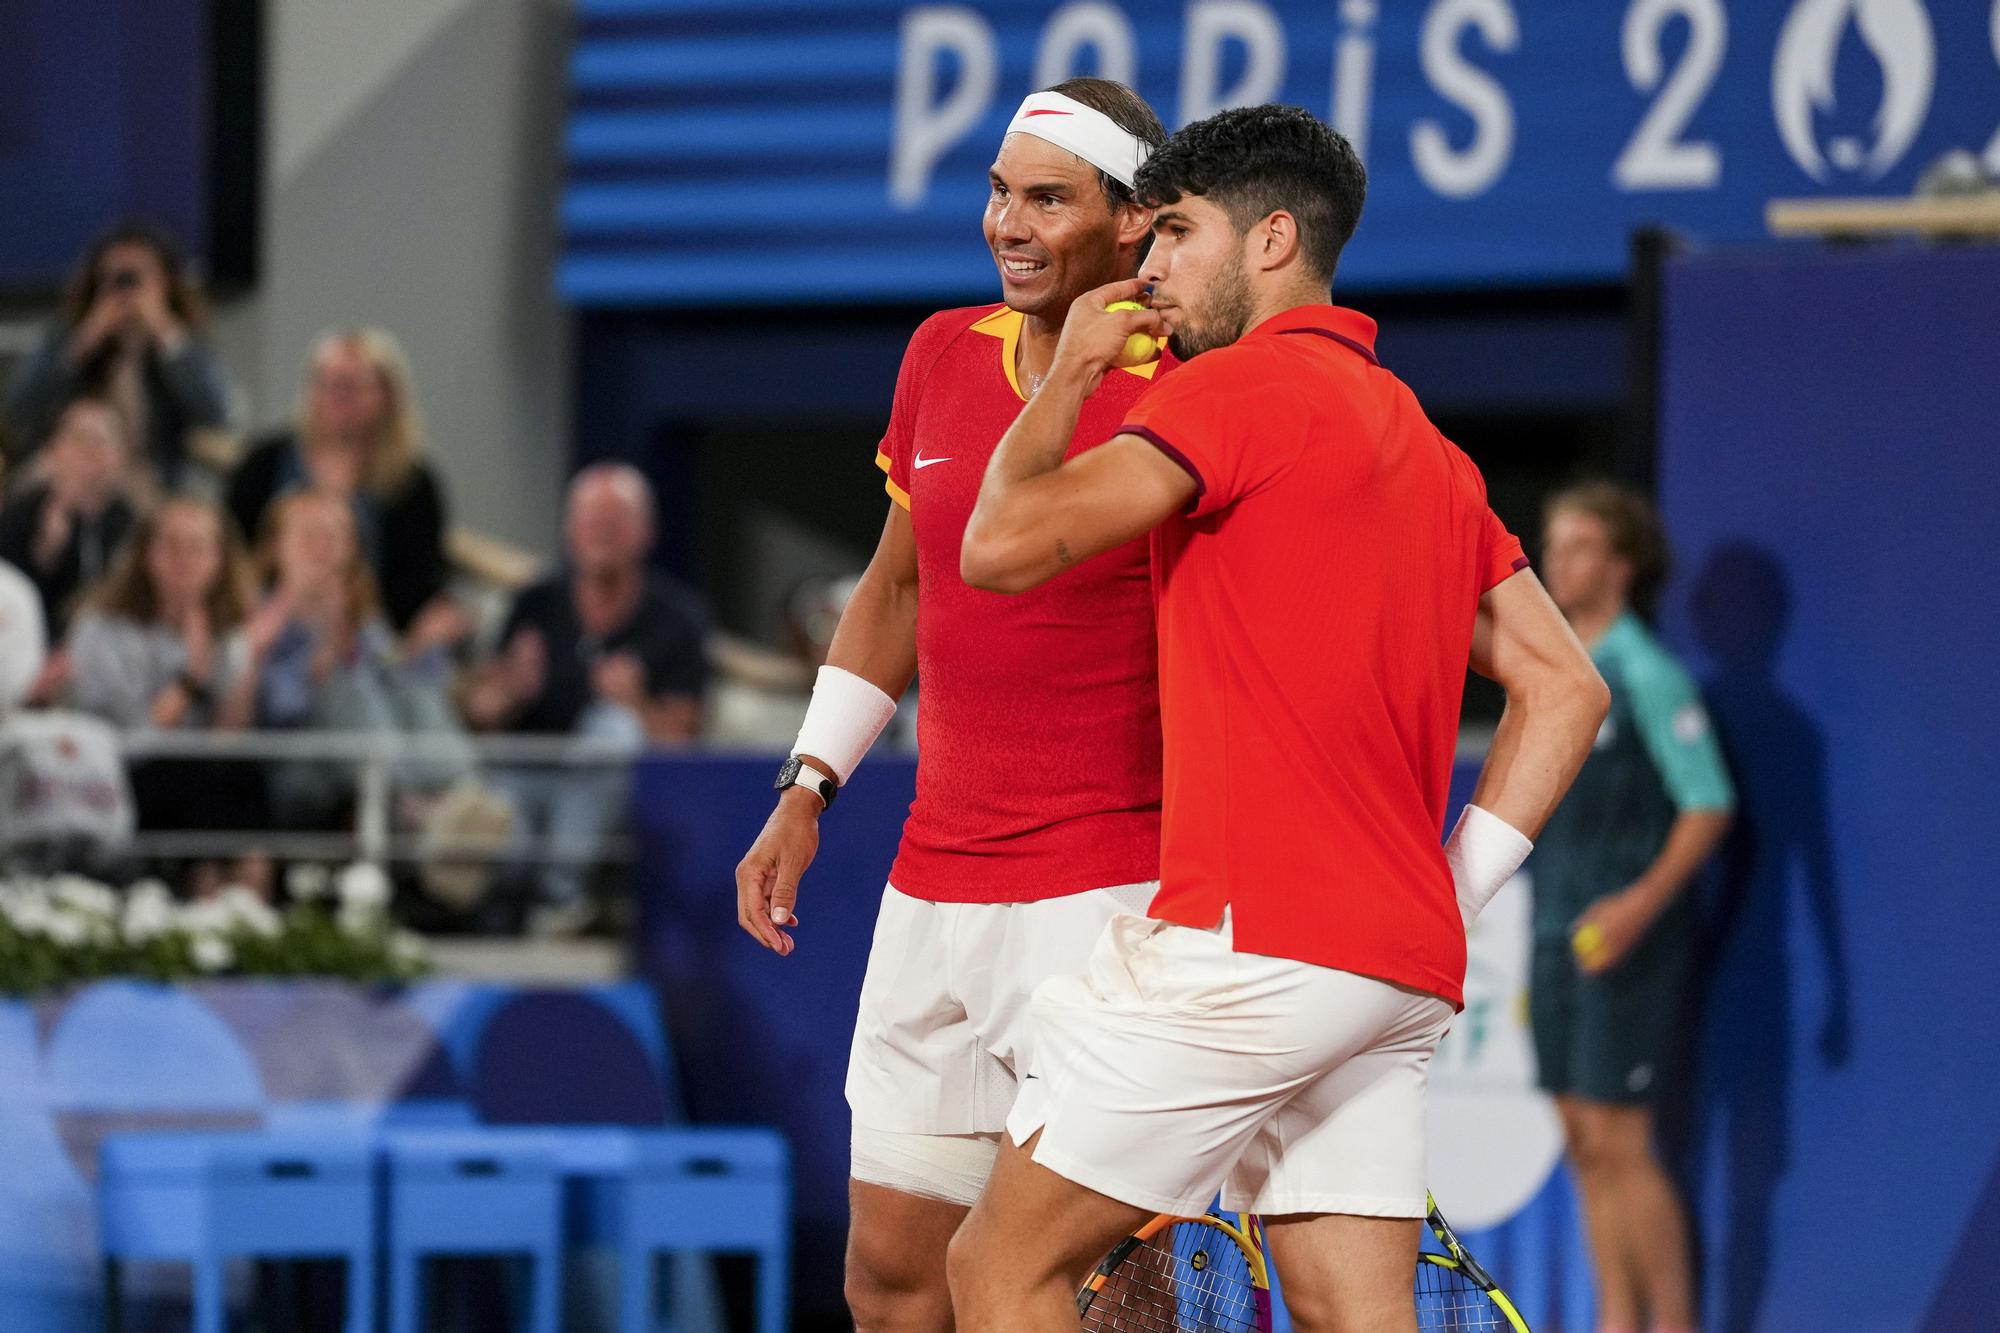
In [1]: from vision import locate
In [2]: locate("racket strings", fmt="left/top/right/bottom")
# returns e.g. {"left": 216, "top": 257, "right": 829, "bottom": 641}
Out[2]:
{"left": 1414, "top": 1256, "right": 1511, "bottom": 1332}
{"left": 1081, "top": 1221, "right": 1263, "bottom": 1333}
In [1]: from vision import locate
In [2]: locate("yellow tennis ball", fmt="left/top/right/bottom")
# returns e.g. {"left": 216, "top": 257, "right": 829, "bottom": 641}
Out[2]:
{"left": 1105, "top": 299, "right": 1165, "bottom": 367}
{"left": 1571, "top": 923, "right": 1604, "bottom": 958}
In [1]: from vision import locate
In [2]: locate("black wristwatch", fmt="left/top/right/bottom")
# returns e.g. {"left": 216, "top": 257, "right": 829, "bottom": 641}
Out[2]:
{"left": 775, "top": 756, "right": 838, "bottom": 809}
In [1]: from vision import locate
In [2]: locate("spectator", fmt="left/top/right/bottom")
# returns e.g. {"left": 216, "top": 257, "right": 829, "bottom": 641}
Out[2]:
{"left": 227, "top": 328, "right": 465, "bottom": 649}
{"left": 67, "top": 497, "right": 273, "bottom": 893}
{"left": 0, "top": 559, "right": 46, "bottom": 717}
{"left": 0, "top": 395, "right": 139, "bottom": 638}
{"left": 466, "top": 463, "right": 708, "bottom": 934}
{"left": 4, "top": 223, "right": 233, "bottom": 487}
{"left": 1532, "top": 482, "right": 1736, "bottom": 1333}
{"left": 252, "top": 489, "right": 472, "bottom": 827}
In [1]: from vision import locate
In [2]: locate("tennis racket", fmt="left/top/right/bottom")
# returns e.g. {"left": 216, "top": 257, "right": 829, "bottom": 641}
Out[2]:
{"left": 1077, "top": 1199, "right": 1531, "bottom": 1332}
{"left": 1077, "top": 1211, "right": 1273, "bottom": 1332}
{"left": 1416, "top": 1192, "right": 1531, "bottom": 1332}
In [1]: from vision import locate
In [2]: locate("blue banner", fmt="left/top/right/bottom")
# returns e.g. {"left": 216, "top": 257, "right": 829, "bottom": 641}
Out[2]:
{"left": 559, "top": 0, "right": 2000, "bottom": 304}
{"left": 0, "top": 0, "right": 211, "bottom": 291}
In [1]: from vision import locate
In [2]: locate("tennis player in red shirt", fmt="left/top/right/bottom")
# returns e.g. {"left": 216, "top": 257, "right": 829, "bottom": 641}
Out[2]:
{"left": 953, "top": 105, "right": 1611, "bottom": 1331}
{"left": 733, "top": 80, "right": 1177, "bottom": 1328}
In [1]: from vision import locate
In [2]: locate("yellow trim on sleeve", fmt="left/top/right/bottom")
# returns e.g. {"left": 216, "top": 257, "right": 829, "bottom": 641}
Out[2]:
{"left": 876, "top": 451, "right": 911, "bottom": 509}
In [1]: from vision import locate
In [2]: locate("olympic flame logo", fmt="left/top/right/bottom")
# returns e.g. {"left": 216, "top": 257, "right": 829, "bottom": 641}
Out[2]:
{"left": 1772, "top": 0, "right": 1936, "bottom": 180}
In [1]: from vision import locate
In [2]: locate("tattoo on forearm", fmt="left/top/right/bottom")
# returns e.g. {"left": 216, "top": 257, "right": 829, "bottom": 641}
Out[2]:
{"left": 1056, "top": 538, "right": 1074, "bottom": 567}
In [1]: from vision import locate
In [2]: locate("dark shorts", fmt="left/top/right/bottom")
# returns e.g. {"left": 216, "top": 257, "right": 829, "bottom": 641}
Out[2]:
{"left": 1529, "top": 909, "right": 1690, "bottom": 1105}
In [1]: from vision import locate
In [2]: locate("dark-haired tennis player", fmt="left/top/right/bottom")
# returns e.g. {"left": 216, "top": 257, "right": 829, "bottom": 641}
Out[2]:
{"left": 952, "top": 105, "right": 1609, "bottom": 1332}
{"left": 733, "top": 80, "right": 1175, "bottom": 1330}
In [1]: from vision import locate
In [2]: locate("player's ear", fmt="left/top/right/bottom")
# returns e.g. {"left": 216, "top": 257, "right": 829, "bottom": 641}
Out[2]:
{"left": 1255, "top": 210, "right": 1301, "bottom": 273}
{"left": 1115, "top": 200, "right": 1153, "bottom": 250}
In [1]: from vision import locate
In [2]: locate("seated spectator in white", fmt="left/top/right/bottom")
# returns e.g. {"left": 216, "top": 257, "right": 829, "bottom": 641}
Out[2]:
{"left": 67, "top": 497, "right": 272, "bottom": 893}
{"left": 226, "top": 328, "right": 465, "bottom": 651}
{"left": 252, "top": 489, "right": 471, "bottom": 828}
{"left": 4, "top": 224, "right": 233, "bottom": 488}
{"left": 465, "top": 463, "right": 708, "bottom": 934}
{"left": 0, "top": 559, "right": 46, "bottom": 717}
{"left": 0, "top": 567, "right": 135, "bottom": 879}
{"left": 0, "top": 395, "right": 139, "bottom": 638}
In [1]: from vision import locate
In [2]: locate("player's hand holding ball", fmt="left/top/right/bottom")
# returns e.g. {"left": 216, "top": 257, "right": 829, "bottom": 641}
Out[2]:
{"left": 1055, "top": 278, "right": 1167, "bottom": 388}
{"left": 1102, "top": 300, "right": 1168, "bottom": 367}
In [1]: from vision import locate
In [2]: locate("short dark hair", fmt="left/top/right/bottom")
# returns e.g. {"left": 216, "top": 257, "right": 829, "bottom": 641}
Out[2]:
{"left": 1044, "top": 77, "right": 1168, "bottom": 211}
{"left": 1547, "top": 481, "right": 1671, "bottom": 613}
{"left": 1134, "top": 105, "right": 1366, "bottom": 283}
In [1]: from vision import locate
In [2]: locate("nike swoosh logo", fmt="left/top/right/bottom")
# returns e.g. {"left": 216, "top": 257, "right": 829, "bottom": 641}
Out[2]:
{"left": 1024, "top": 109, "right": 1073, "bottom": 118}
{"left": 913, "top": 452, "right": 953, "bottom": 469}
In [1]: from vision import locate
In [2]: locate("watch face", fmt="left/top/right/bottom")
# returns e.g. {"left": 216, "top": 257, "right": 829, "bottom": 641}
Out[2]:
{"left": 775, "top": 756, "right": 803, "bottom": 789}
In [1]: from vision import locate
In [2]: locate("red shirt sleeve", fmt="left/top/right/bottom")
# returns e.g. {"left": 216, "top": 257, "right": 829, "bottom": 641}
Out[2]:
{"left": 1118, "top": 352, "right": 1306, "bottom": 519}
{"left": 1480, "top": 507, "right": 1530, "bottom": 592}
{"left": 876, "top": 321, "right": 937, "bottom": 511}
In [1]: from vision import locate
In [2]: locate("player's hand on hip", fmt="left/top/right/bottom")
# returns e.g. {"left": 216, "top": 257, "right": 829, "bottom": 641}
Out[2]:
{"left": 1055, "top": 278, "right": 1166, "bottom": 383}
{"left": 1569, "top": 886, "right": 1657, "bottom": 975}
{"left": 734, "top": 787, "right": 821, "bottom": 956}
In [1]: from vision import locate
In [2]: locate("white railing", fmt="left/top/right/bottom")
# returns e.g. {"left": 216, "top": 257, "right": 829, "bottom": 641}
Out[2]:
{"left": 101, "top": 729, "right": 674, "bottom": 867}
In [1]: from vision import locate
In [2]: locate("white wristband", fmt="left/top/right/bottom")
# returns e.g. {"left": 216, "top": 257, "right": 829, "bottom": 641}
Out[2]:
{"left": 1445, "top": 804, "right": 1533, "bottom": 928}
{"left": 791, "top": 665, "right": 898, "bottom": 785}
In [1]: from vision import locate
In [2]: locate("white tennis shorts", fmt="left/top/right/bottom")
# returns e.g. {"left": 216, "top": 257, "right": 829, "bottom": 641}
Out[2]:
{"left": 846, "top": 881, "right": 1157, "bottom": 1142}
{"left": 1007, "top": 911, "right": 1455, "bottom": 1219}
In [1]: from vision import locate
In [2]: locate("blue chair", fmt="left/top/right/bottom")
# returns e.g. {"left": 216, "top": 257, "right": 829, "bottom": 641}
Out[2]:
{"left": 98, "top": 1130, "right": 375, "bottom": 1333}
{"left": 382, "top": 1130, "right": 562, "bottom": 1333}
{"left": 617, "top": 1128, "right": 790, "bottom": 1333}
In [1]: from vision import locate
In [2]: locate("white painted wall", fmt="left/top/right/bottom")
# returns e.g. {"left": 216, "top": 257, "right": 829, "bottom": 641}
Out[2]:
{"left": 212, "top": 0, "right": 572, "bottom": 551}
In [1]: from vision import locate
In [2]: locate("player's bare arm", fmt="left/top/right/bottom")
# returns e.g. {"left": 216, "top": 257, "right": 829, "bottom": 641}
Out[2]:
{"left": 735, "top": 501, "right": 918, "bottom": 955}
{"left": 962, "top": 279, "right": 1191, "bottom": 593}
{"left": 1466, "top": 570, "right": 1610, "bottom": 840}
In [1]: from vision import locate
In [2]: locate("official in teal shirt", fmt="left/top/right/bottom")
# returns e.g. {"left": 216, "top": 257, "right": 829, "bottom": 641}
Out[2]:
{"left": 1534, "top": 483, "right": 1734, "bottom": 1333}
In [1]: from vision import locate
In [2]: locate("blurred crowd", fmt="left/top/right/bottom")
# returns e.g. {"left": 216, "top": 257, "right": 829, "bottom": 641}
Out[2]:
{"left": 0, "top": 224, "right": 714, "bottom": 935}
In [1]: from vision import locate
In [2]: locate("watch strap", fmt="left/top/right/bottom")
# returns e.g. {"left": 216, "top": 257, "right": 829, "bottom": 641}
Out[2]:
{"left": 778, "top": 756, "right": 838, "bottom": 808}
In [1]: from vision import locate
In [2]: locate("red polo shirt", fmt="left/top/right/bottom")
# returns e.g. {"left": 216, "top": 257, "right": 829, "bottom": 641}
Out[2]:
{"left": 1119, "top": 305, "right": 1527, "bottom": 1006}
{"left": 875, "top": 304, "right": 1174, "bottom": 902}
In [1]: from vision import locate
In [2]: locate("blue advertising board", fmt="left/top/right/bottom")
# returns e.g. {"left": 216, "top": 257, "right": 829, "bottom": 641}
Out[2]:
{"left": 560, "top": 0, "right": 2000, "bottom": 304}
{"left": 0, "top": 0, "right": 212, "bottom": 292}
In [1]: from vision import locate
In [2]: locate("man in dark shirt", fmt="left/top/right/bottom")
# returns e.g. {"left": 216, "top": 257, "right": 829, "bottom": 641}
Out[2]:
{"left": 467, "top": 462, "right": 708, "bottom": 932}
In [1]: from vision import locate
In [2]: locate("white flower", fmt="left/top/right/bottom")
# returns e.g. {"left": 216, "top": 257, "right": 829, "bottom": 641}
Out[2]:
{"left": 51, "top": 876, "right": 120, "bottom": 920}
{"left": 337, "top": 903, "right": 382, "bottom": 939}
{"left": 285, "top": 863, "right": 333, "bottom": 902}
{"left": 178, "top": 900, "right": 232, "bottom": 937}
{"left": 122, "top": 885, "right": 177, "bottom": 946}
{"left": 46, "top": 910, "right": 90, "bottom": 947}
{"left": 217, "top": 886, "right": 283, "bottom": 939}
{"left": 336, "top": 863, "right": 391, "bottom": 913}
{"left": 190, "top": 935, "right": 234, "bottom": 973}
{"left": 3, "top": 893, "right": 54, "bottom": 936}
{"left": 389, "top": 930, "right": 428, "bottom": 969}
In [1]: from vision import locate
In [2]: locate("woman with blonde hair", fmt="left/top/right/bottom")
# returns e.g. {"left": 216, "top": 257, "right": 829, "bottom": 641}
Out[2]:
{"left": 226, "top": 328, "right": 466, "bottom": 653}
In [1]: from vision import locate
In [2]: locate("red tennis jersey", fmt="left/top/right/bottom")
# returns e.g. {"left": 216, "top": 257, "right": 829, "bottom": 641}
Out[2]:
{"left": 877, "top": 304, "right": 1174, "bottom": 902}
{"left": 1120, "top": 305, "right": 1528, "bottom": 1006}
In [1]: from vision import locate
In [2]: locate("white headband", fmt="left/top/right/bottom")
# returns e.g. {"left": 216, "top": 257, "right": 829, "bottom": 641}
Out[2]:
{"left": 1004, "top": 91, "right": 1147, "bottom": 189}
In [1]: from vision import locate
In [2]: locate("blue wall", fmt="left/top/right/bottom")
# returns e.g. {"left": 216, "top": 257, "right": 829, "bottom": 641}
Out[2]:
{"left": 1656, "top": 244, "right": 2000, "bottom": 1331}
